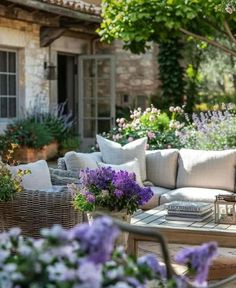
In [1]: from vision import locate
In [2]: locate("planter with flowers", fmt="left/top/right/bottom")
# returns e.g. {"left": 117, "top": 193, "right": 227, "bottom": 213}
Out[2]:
{"left": 68, "top": 166, "right": 153, "bottom": 246}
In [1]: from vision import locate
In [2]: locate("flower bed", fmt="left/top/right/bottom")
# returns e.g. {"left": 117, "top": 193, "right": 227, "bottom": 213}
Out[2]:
{"left": 0, "top": 216, "right": 219, "bottom": 287}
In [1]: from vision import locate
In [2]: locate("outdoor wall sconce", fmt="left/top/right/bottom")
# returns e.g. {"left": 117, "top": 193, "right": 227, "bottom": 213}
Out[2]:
{"left": 44, "top": 62, "right": 57, "bottom": 80}
{"left": 214, "top": 194, "right": 236, "bottom": 224}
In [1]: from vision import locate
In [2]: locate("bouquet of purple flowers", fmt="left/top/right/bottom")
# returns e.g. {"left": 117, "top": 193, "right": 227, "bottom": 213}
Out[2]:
{"left": 69, "top": 166, "right": 153, "bottom": 214}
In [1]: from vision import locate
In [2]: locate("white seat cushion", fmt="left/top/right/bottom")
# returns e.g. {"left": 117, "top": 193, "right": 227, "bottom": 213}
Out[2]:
{"left": 98, "top": 158, "right": 143, "bottom": 186}
{"left": 160, "top": 187, "right": 233, "bottom": 205}
{"left": 10, "top": 160, "right": 52, "bottom": 191}
{"left": 141, "top": 186, "right": 171, "bottom": 210}
{"left": 177, "top": 149, "right": 236, "bottom": 192}
{"left": 96, "top": 135, "right": 147, "bottom": 181}
{"left": 64, "top": 151, "right": 102, "bottom": 171}
{"left": 146, "top": 149, "right": 179, "bottom": 189}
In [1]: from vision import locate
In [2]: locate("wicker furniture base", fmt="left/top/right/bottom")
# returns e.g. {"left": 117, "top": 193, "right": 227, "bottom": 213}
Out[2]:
{"left": 0, "top": 189, "right": 84, "bottom": 238}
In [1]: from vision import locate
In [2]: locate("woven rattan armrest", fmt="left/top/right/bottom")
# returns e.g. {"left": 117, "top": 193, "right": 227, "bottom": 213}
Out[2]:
{"left": 0, "top": 187, "right": 83, "bottom": 238}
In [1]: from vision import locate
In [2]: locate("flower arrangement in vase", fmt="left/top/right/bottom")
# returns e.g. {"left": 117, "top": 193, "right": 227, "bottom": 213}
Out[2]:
{"left": 69, "top": 166, "right": 153, "bottom": 221}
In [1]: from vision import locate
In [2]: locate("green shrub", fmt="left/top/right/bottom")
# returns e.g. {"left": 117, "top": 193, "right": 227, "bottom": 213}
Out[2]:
{"left": 4, "top": 120, "right": 53, "bottom": 149}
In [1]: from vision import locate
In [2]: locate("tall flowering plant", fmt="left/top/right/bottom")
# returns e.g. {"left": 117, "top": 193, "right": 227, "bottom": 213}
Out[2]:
{"left": 69, "top": 167, "right": 153, "bottom": 215}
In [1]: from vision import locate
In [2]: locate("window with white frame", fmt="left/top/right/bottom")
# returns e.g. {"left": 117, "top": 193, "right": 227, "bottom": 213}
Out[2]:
{"left": 0, "top": 50, "right": 17, "bottom": 119}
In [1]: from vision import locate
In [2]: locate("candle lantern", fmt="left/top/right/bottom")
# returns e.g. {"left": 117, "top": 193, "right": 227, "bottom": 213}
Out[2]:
{"left": 214, "top": 194, "right": 236, "bottom": 224}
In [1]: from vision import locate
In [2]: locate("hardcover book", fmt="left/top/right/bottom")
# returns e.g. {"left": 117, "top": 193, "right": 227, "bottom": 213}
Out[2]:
{"left": 165, "top": 201, "right": 212, "bottom": 213}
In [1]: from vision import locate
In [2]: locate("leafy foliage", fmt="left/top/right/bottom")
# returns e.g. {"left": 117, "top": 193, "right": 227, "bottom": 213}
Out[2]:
{"left": 158, "top": 38, "right": 186, "bottom": 107}
{"left": 3, "top": 120, "right": 53, "bottom": 149}
{"left": 0, "top": 145, "right": 30, "bottom": 201}
{"left": 98, "top": 0, "right": 236, "bottom": 57}
{"left": 25, "top": 102, "right": 74, "bottom": 144}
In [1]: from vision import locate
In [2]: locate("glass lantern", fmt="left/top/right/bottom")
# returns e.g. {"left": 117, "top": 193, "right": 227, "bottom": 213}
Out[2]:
{"left": 214, "top": 194, "right": 236, "bottom": 224}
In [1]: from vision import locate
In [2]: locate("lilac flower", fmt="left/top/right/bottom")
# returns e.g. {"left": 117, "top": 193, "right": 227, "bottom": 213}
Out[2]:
{"left": 175, "top": 242, "right": 218, "bottom": 285}
{"left": 138, "top": 254, "right": 166, "bottom": 280}
{"left": 77, "top": 261, "right": 102, "bottom": 288}
{"left": 70, "top": 217, "right": 119, "bottom": 264}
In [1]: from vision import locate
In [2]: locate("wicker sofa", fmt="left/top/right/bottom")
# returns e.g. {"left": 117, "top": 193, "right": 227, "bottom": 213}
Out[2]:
{"left": 58, "top": 148, "right": 236, "bottom": 210}
{"left": 0, "top": 168, "right": 83, "bottom": 238}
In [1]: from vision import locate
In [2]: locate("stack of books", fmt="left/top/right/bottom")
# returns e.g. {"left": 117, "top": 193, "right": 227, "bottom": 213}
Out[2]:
{"left": 165, "top": 201, "right": 213, "bottom": 222}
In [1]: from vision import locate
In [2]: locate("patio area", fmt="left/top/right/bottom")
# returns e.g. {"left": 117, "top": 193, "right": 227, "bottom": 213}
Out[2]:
{"left": 0, "top": 0, "right": 236, "bottom": 287}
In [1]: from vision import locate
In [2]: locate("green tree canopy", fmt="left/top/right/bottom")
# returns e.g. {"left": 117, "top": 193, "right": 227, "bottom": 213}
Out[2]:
{"left": 98, "top": 0, "right": 236, "bottom": 56}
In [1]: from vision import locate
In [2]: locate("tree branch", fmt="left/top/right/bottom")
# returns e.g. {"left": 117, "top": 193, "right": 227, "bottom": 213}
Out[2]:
{"left": 179, "top": 27, "right": 236, "bottom": 57}
{"left": 223, "top": 20, "right": 236, "bottom": 45}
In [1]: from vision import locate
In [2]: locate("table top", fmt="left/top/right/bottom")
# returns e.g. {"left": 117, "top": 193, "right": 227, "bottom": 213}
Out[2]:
{"left": 131, "top": 205, "right": 236, "bottom": 248}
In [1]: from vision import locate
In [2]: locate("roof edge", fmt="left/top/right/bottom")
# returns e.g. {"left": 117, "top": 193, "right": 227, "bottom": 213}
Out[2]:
{"left": 7, "top": 0, "right": 102, "bottom": 23}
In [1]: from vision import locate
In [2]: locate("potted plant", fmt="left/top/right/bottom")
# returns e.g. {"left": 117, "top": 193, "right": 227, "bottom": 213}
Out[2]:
{"left": 69, "top": 166, "right": 154, "bottom": 246}
{"left": 2, "top": 120, "right": 53, "bottom": 163}
{"left": 69, "top": 166, "right": 153, "bottom": 217}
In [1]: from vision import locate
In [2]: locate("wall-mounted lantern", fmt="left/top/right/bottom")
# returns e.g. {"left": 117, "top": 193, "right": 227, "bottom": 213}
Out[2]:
{"left": 44, "top": 62, "right": 57, "bottom": 80}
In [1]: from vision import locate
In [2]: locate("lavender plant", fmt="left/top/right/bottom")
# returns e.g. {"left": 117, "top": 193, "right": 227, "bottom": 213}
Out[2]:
{"left": 177, "top": 104, "right": 236, "bottom": 150}
{"left": 0, "top": 216, "right": 219, "bottom": 287}
{"left": 69, "top": 167, "right": 153, "bottom": 215}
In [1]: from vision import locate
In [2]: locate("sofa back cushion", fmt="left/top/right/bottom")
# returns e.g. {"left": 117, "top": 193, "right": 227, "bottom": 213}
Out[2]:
{"left": 96, "top": 135, "right": 147, "bottom": 181}
{"left": 177, "top": 149, "right": 236, "bottom": 192}
{"left": 64, "top": 151, "right": 102, "bottom": 172}
{"left": 146, "top": 149, "right": 179, "bottom": 189}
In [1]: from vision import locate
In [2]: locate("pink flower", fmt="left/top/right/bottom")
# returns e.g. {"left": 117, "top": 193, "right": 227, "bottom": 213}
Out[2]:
{"left": 128, "top": 137, "right": 134, "bottom": 142}
{"left": 147, "top": 131, "right": 155, "bottom": 140}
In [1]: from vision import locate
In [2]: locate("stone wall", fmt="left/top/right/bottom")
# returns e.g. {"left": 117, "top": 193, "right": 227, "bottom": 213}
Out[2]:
{"left": 0, "top": 17, "right": 49, "bottom": 131}
{"left": 97, "top": 40, "right": 160, "bottom": 109}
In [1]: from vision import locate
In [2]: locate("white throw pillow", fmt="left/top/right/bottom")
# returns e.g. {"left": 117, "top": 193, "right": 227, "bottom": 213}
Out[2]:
{"left": 64, "top": 151, "right": 101, "bottom": 171}
{"left": 96, "top": 135, "right": 147, "bottom": 181}
{"left": 10, "top": 160, "right": 52, "bottom": 191}
{"left": 98, "top": 158, "right": 143, "bottom": 186}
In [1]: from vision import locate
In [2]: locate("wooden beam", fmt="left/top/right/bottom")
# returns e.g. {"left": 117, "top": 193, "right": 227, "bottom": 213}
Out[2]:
{"left": 7, "top": 0, "right": 101, "bottom": 23}
{"left": 0, "top": 3, "right": 59, "bottom": 26}
{"left": 40, "top": 26, "right": 66, "bottom": 47}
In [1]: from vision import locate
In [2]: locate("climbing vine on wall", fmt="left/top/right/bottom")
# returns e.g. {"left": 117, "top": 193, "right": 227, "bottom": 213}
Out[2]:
{"left": 157, "top": 38, "right": 186, "bottom": 108}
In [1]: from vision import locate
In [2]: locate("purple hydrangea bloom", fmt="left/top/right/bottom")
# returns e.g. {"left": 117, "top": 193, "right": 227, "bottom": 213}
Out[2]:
{"left": 74, "top": 166, "right": 153, "bottom": 214}
{"left": 175, "top": 242, "right": 218, "bottom": 285}
{"left": 86, "top": 193, "right": 95, "bottom": 203}
{"left": 114, "top": 189, "right": 124, "bottom": 198}
{"left": 70, "top": 216, "right": 119, "bottom": 264}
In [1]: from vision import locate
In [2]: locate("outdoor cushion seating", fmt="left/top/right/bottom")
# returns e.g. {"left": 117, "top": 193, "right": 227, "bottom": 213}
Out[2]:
{"left": 0, "top": 162, "right": 83, "bottom": 237}
{"left": 58, "top": 146, "right": 236, "bottom": 210}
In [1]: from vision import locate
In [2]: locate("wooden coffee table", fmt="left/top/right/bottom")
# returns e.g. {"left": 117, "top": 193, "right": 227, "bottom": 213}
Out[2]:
{"left": 129, "top": 205, "right": 236, "bottom": 280}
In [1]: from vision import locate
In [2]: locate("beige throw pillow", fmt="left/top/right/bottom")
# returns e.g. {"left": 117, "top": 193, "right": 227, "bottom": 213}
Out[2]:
{"left": 98, "top": 158, "right": 143, "bottom": 186}
{"left": 64, "top": 151, "right": 101, "bottom": 171}
{"left": 96, "top": 135, "right": 147, "bottom": 181}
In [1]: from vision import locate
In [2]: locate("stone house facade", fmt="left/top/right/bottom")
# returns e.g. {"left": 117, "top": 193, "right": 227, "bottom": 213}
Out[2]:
{"left": 0, "top": 0, "right": 159, "bottom": 149}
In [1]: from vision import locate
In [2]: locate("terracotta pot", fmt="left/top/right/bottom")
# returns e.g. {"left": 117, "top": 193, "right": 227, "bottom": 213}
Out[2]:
{"left": 13, "top": 142, "right": 58, "bottom": 163}
{"left": 43, "top": 141, "right": 58, "bottom": 160}
{"left": 87, "top": 208, "right": 131, "bottom": 248}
